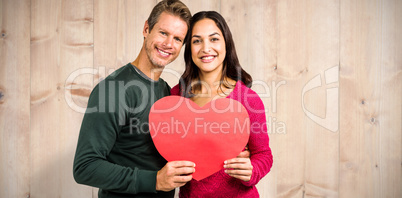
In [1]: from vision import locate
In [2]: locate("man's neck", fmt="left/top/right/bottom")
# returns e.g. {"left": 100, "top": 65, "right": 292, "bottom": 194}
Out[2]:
{"left": 131, "top": 49, "right": 163, "bottom": 81}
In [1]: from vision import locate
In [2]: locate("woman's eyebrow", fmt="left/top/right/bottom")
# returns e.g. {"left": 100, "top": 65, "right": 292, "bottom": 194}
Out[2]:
{"left": 192, "top": 32, "right": 220, "bottom": 38}
{"left": 209, "top": 32, "right": 220, "bottom": 37}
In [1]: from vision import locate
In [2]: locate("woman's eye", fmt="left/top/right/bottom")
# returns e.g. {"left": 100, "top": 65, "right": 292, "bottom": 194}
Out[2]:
{"left": 192, "top": 39, "right": 200, "bottom": 44}
{"left": 211, "top": 38, "right": 219, "bottom": 42}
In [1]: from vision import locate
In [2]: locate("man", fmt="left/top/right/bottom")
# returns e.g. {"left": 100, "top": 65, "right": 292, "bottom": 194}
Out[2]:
{"left": 73, "top": 1, "right": 195, "bottom": 197}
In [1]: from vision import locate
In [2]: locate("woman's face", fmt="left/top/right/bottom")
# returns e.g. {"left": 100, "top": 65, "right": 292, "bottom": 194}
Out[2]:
{"left": 190, "top": 18, "right": 226, "bottom": 75}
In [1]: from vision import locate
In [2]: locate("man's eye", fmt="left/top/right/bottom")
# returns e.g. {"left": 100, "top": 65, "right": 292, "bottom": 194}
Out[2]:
{"left": 160, "top": 32, "right": 167, "bottom": 35}
{"left": 174, "top": 38, "right": 182, "bottom": 43}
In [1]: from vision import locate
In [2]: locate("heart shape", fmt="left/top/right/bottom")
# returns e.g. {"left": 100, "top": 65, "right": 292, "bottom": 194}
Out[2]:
{"left": 149, "top": 96, "right": 250, "bottom": 180}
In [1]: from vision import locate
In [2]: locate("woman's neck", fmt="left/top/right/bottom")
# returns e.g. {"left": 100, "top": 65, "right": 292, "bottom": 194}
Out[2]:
{"left": 191, "top": 70, "right": 236, "bottom": 104}
{"left": 197, "top": 71, "right": 223, "bottom": 95}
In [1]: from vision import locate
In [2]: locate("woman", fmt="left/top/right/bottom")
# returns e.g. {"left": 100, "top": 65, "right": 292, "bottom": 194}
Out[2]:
{"left": 170, "top": 11, "right": 273, "bottom": 197}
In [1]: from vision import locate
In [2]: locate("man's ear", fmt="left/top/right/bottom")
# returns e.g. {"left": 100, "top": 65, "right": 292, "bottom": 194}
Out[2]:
{"left": 143, "top": 20, "right": 150, "bottom": 37}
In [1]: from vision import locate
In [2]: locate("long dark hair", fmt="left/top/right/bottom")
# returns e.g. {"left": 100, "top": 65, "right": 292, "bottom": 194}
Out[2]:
{"left": 179, "top": 11, "right": 252, "bottom": 98}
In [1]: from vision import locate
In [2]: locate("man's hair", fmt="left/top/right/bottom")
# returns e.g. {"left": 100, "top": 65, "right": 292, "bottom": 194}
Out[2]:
{"left": 147, "top": 0, "right": 191, "bottom": 42}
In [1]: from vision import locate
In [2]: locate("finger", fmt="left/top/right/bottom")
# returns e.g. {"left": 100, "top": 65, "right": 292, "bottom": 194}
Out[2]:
{"left": 174, "top": 181, "right": 190, "bottom": 188}
{"left": 225, "top": 158, "right": 249, "bottom": 164}
{"left": 169, "top": 161, "right": 196, "bottom": 168}
{"left": 170, "top": 180, "right": 190, "bottom": 189}
{"left": 175, "top": 182, "right": 188, "bottom": 188}
{"left": 225, "top": 169, "right": 252, "bottom": 176}
{"left": 224, "top": 163, "right": 252, "bottom": 170}
{"left": 175, "top": 166, "right": 196, "bottom": 175}
{"left": 173, "top": 175, "right": 193, "bottom": 183}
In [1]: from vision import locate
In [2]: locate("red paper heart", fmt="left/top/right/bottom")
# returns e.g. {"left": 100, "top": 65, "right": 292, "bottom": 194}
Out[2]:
{"left": 149, "top": 96, "right": 250, "bottom": 180}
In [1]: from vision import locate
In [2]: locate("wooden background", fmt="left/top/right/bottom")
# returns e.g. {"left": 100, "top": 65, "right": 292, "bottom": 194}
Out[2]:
{"left": 1, "top": 0, "right": 401, "bottom": 197}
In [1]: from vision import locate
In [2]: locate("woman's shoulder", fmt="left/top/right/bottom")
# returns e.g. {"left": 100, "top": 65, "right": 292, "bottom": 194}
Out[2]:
{"left": 232, "top": 81, "right": 259, "bottom": 98}
{"left": 231, "top": 81, "right": 266, "bottom": 111}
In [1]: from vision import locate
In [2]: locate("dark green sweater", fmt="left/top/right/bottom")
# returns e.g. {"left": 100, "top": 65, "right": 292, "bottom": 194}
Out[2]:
{"left": 73, "top": 63, "right": 173, "bottom": 198}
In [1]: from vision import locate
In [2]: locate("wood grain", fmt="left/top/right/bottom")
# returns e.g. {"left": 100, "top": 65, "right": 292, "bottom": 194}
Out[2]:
{"left": 0, "top": 0, "right": 401, "bottom": 197}
{"left": 340, "top": 0, "right": 402, "bottom": 197}
{"left": 0, "top": 0, "right": 30, "bottom": 197}
{"left": 276, "top": 0, "right": 340, "bottom": 197}
{"left": 94, "top": 0, "right": 154, "bottom": 78}
{"left": 378, "top": 1, "right": 401, "bottom": 196}
{"left": 30, "top": 0, "right": 93, "bottom": 197}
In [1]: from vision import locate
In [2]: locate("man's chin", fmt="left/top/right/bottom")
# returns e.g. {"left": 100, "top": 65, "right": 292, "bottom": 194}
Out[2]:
{"left": 146, "top": 50, "right": 172, "bottom": 68}
{"left": 151, "top": 59, "right": 172, "bottom": 68}
{"left": 150, "top": 62, "right": 168, "bottom": 71}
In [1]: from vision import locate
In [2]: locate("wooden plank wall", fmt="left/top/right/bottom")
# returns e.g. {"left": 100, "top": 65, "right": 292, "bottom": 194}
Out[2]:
{"left": 0, "top": 0, "right": 30, "bottom": 198}
{"left": 275, "top": 0, "right": 341, "bottom": 197}
{"left": 30, "top": 0, "right": 93, "bottom": 197}
{"left": 339, "top": 0, "right": 402, "bottom": 197}
{"left": 0, "top": 0, "right": 400, "bottom": 197}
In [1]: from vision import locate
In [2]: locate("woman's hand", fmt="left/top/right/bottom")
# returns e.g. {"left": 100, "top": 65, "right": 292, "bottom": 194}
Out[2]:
{"left": 223, "top": 149, "right": 253, "bottom": 182}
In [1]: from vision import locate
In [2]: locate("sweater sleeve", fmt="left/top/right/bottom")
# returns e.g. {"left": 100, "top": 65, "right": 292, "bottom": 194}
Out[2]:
{"left": 239, "top": 88, "right": 273, "bottom": 186}
{"left": 73, "top": 82, "right": 157, "bottom": 194}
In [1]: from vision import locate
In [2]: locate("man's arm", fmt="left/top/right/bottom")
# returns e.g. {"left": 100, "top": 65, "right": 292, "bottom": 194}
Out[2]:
{"left": 73, "top": 83, "right": 195, "bottom": 194}
{"left": 73, "top": 83, "right": 159, "bottom": 194}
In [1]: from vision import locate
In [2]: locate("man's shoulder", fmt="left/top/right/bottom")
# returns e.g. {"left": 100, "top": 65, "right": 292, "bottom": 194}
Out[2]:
{"left": 94, "top": 63, "right": 145, "bottom": 90}
{"left": 88, "top": 63, "right": 138, "bottom": 97}
{"left": 104, "top": 63, "right": 136, "bottom": 81}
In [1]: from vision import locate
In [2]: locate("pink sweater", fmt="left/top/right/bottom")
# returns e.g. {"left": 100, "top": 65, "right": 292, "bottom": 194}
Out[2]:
{"left": 170, "top": 82, "right": 273, "bottom": 198}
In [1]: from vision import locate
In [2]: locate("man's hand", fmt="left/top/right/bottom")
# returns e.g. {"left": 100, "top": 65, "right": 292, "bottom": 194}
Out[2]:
{"left": 156, "top": 161, "right": 195, "bottom": 191}
{"left": 237, "top": 146, "right": 250, "bottom": 158}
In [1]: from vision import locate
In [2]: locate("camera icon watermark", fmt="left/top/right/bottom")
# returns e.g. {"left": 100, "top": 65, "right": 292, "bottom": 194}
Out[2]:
{"left": 302, "top": 65, "right": 339, "bottom": 132}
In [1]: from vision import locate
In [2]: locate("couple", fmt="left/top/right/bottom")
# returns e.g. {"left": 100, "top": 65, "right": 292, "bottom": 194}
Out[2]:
{"left": 73, "top": 0, "right": 273, "bottom": 197}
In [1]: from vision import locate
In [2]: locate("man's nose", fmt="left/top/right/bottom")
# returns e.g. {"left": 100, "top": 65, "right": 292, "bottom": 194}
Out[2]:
{"left": 163, "top": 36, "right": 173, "bottom": 47}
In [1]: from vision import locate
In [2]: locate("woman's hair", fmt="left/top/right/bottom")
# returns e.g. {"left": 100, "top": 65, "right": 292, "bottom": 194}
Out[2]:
{"left": 179, "top": 11, "right": 252, "bottom": 98}
{"left": 147, "top": 0, "right": 192, "bottom": 44}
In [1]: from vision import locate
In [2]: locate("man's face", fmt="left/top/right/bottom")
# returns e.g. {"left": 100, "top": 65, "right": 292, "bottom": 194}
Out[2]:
{"left": 143, "top": 12, "right": 188, "bottom": 68}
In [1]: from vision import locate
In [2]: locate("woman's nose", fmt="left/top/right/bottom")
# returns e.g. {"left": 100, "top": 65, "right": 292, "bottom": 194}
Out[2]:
{"left": 201, "top": 42, "right": 211, "bottom": 53}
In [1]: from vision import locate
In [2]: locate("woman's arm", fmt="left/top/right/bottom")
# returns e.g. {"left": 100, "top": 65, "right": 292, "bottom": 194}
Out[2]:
{"left": 240, "top": 90, "right": 273, "bottom": 186}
